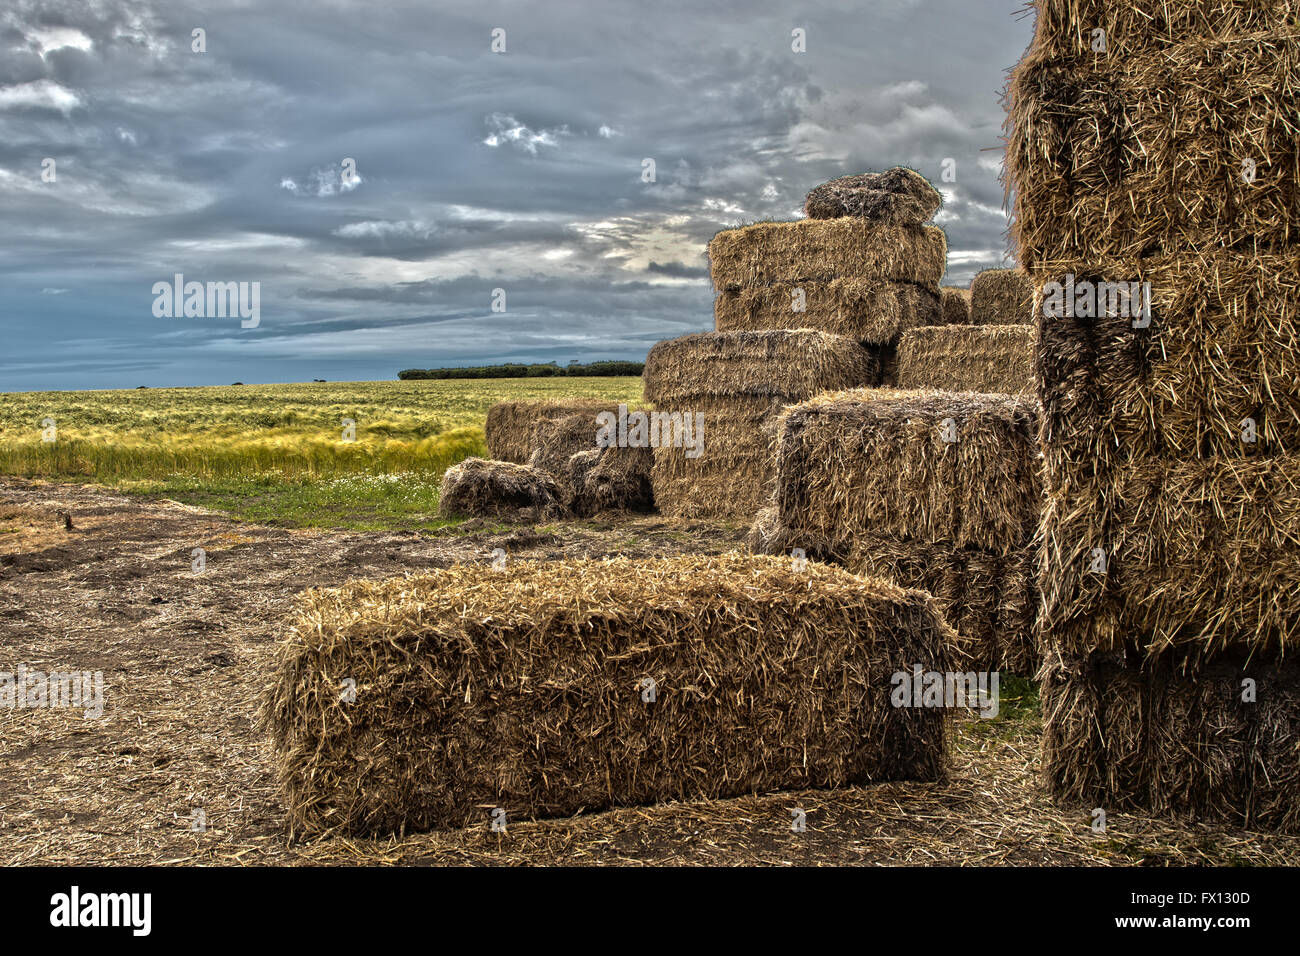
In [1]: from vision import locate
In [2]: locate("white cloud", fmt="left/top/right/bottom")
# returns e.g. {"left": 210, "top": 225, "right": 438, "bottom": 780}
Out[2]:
{"left": 0, "top": 80, "right": 82, "bottom": 113}
{"left": 27, "top": 27, "right": 93, "bottom": 57}
{"left": 280, "top": 165, "right": 364, "bottom": 198}
{"left": 482, "top": 113, "right": 570, "bottom": 154}
{"left": 334, "top": 220, "right": 437, "bottom": 240}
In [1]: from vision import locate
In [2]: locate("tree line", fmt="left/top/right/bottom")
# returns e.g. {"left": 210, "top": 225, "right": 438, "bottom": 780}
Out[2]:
{"left": 398, "top": 360, "right": 643, "bottom": 380}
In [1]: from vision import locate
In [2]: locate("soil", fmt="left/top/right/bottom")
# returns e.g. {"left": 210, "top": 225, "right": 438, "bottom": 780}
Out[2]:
{"left": 1, "top": 477, "right": 1295, "bottom": 866}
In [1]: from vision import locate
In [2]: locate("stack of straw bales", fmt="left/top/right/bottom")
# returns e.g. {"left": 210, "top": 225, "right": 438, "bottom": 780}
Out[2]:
{"left": 639, "top": 168, "right": 949, "bottom": 521}
{"left": 1006, "top": 0, "right": 1300, "bottom": 830}
{"left": 643, "top": 330, "right": 877, "bottom": 519}
{"left": 751, "top": 389, "right": 1041, "bottom": 673}
{"left": 710, "top": 168, "right": 948, "bottom": 353}
{"left": 265, "top": 553, "right": 954, "bottom": 836}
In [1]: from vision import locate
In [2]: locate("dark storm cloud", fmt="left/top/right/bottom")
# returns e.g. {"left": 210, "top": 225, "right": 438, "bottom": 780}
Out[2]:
{"left": 0, "top": 0, "right": 1034, "bottom": 390}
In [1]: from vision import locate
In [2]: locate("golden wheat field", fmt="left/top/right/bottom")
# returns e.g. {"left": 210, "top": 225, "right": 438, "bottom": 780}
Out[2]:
{"left": 0, "top": 378, "right": 643, "bottom": 529}
{"left": 0, "top": 378, "right": 642, "bottom": 481}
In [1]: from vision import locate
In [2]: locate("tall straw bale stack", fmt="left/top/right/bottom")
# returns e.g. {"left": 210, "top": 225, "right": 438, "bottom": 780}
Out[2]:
{"left": 1041, "top": 645, "right": 1300, "bottom": 833}
{"left": 896, "top": 325, "right": 1036, "bottom": 395}
{"left": 803, "top": 167, "right": 943, "bottom": 224}
{"left": 644, "top": 330, "right": 878, "bottom": 519}
{"left": 1034, "top": 252, "right": 1300, "bottom": 476}
{"left": 437, "top": 457, "right": 564, "bottom": 520}
{"left": 970, "top": 269, "right": 1034, "bottom": 325}
{"left": 1007, "top": 0, "right": 1300, "bottom": 832}
{"left": 714, "top": 279, "right": 942, "bottom": 346}
{"left": 940, "top": 287, "right": 971, "bottom": 325}
{"left": 755, "top": 388, "right": 1041, "bottom": 671}
{"left": 708, "top": 221, "right": 947, "bottom": 291}
{"left": 486, "top": 399, "right": 618, "bottom": 464}
{"left": 265, "top": 553, "right": 954, "bottom": 837}
{"left": 1006, "top": 28, "right": 1300, "bottom": 267}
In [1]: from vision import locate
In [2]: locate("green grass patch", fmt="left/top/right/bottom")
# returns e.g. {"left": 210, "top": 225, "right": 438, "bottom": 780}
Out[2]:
{"left": 118, "top": 473, "right": 464, "bottom": 532}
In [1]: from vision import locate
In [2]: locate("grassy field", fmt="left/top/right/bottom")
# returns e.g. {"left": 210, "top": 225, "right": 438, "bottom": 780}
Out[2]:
{"left": 0, "top": 378, "right": 642, "bottom": 529}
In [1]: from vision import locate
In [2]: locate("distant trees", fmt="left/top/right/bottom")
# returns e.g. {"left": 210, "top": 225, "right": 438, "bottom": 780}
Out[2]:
{"left": 398, "top": 360, "right": 643, "bottom": 380}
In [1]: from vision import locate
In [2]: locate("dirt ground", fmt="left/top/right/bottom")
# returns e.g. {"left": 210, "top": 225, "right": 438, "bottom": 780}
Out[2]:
{"left": 1, "top": 477, "right": 1296, "bottom": 866}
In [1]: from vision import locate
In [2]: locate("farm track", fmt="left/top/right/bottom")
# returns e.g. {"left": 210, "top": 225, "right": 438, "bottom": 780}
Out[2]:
{"left": 2, "top": 477, "right": 1296, "bottom": 866}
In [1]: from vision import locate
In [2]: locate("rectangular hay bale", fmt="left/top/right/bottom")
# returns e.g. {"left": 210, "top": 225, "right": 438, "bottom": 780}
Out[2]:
{"left": 848, "top": 536, "right": 1038, "bottom": 675}
{"left": 1032, "top": 251, "right": 1300, "bottom": 475}
{"left": 1040, "top": 645, "right": 1300, "bottom": 833}
{"left": 713, "top": 278, "right": 942, "bottom": 346}
{"left": 1036, "top": 454, "right": 1300, "bottom": 659}
{"left": 940, "top": 287, "right": 971, "bottom": 325}
{"left": 770, "top": 389, "right": 1041, "bottom": 556}
{"left": 896, "top": 324, "right": 1036, "bottom": 394}
{"left": 644, "top": 330, "right": 879, "bottom": 520}
{"left": 486, "top": 399, "right": 619, "bottom": 464}
{"left": 708, "top": 220, "right": 947, "bottom": 291}
{"left": 265, "top": 553, "right": 955, "bottom": 836}
{"left": 970, "top": 268, "right": 1034, "bottom": 325}
{"left": 1006, "top": 31, "right": 1300, "bottom": 266}
{"left": 1020, "top": 0, "right": 1298, "bottom": 70}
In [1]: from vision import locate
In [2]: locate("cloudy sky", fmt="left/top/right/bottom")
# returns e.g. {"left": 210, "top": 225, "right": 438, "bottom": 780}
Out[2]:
{"left": 1, "top": 0, "right": 1034, "bottom": 391}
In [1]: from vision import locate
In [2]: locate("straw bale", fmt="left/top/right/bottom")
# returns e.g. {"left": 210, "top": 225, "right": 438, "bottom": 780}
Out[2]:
{"left": 584, "top": 444, "right": 655, "bottom": 514}
{"left": 970, "top": 269, "right": 1033, "bottom": 325}
{"left": 486, "top": 400, "right": 618, "bottom": 464}
{"left": 708, "top": 221, "right": 947, "bottom": 290}
{"left": 940, "top": 287, "right": 971, "bottom": 325}
{"left": 643, "top": 330, "right": 878, "bottom": 406}
{"left": 650, "top": 398, "right": 784, "bottom": 520}
{"left": 896, "top": 325, "right": 1036, "bottom": 394}
{"left": 265, "top": 553, "right": 954, "bottom": 836}
{"left": 847, "top": 537, "right": 1038, "bottom": 675}
{"left": 1033, "top": 251, "right": 1300, "bottom": 476}
{"left": 644, "top": 331, "right": 879, "bottom": 520}
{"left": 526, "top": 412, "right": 603, "bottom": 476}
{"left": 1036, "top": 455, "right": 1300, "bottom": 659}
{"left": 1022, "top": 0, "right": 1298, "bottom": 62}
{"left": 1006, "top": 30, "right": 1300, "bottom": 266}
{"left": 1040, "top": 645, "right": 1300, "bottom": 833}
{"left": 713, "top": 279, "right": 942, "bottom": 345}
{"left": 437, "top": 457, "right": 564, "bottom": 520}
{"left": 768, "top": 388, "right": 1041, "bottom": 556}
{"left": 803, "top": 167, "right": 942, "bottom": 224}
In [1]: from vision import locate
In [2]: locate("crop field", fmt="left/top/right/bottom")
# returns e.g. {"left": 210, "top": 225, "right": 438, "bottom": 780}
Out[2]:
{"left": 0, "top": 378, "right": 642, "bottom": 529}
